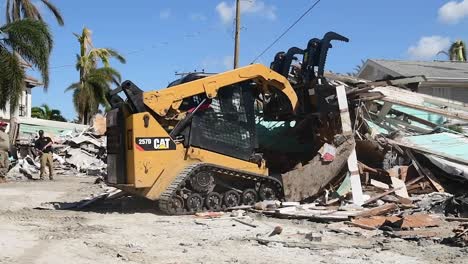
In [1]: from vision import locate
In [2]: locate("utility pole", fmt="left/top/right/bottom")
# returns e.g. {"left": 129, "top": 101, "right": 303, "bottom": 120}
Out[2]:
{"left": 233, "top": 0, "right": 240, "bottom": 69}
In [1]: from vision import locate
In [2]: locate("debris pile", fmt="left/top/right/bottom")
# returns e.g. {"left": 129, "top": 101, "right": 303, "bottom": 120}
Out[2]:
{"left": 6, "top": 115, "right": 107, "bottom": 180}
{"left": 253, "top": 73, "right": 468, "bottom": 247}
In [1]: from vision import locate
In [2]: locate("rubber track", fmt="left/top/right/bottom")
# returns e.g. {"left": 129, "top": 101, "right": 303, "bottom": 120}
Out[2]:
{"left": 158, "top": 163, "right": 283, "bottom": 215}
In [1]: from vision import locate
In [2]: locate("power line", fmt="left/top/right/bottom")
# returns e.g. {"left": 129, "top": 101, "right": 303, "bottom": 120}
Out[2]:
{"left": 50, "top": 64, "right": 74, "bottom": 69}
{"left": 250, "top": 0, "right": 322, "bottom": 64}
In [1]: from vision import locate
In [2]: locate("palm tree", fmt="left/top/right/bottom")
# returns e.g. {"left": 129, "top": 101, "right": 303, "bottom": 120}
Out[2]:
{"left": 0, "top": 19, "right": 52, "bottom": 111}
{"left": 31, "top": 104, "right": 66, "bottom": 121}
{"left": 449, "top": 40, "right": 466, "bottom": 62}
{"left": 67, "top": 27, "right": 125, "bottom": 124}
{"left": 5, "top": 0, "right": 64, "bottom": 25}
{"left": 437, "top": 40, "right": 467, "bottom": 62}
{"left": 67, "top": 67, "right": 121, "bottom": 124}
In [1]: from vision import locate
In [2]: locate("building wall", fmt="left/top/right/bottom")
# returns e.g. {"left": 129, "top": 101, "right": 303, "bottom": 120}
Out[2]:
{"left": 0, "top": 88, "right": 33, "bottom": 120}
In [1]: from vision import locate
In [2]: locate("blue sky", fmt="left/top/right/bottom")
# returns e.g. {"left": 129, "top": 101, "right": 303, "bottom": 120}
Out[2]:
{"left": 22, "top": 0, "right": 468, "bottom": 120}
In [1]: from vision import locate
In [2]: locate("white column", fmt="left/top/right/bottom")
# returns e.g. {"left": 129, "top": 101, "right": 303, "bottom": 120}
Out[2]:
{"left": 20, "top": 90, "right": 26, "bottom": 117}
{"left": 26, "top": 88, "right": 32, "bottom": 118}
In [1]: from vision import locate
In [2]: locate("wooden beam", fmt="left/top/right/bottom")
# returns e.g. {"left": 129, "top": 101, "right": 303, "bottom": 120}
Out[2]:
{"left": 357, "top": 76, "right": 426, "bottom": 88}
{"left": 371, "top": 86, "right": 468, "bottom": 121}
{"left": 405, "top": 150, "right": 444, "bottom": 192}
{"left": 336, "top": 85, "right": 364, "bottom": 206}
{"left": 376, "top": 102, "right": 393, "bottom": 123}
{"left": 362, "top": 187, "right": 402, "bottom": 205}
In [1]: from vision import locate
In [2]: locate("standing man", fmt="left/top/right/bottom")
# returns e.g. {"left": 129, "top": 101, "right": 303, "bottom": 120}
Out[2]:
{"left": 0, "top": 122, "right": 10, "bottom": 182}
{"left": 34, "top": 130, "right": 54, "bottom": 180}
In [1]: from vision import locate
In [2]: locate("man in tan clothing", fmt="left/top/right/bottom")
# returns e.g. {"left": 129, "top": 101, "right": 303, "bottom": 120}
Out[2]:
{"left": 0, "top": 122, "right": 10, "bottom": 181}
{"left": 34, "top": 130, "right": 54, "bottom": 180}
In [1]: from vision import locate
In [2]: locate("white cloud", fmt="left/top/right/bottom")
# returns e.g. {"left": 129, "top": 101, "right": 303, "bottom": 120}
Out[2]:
{"left": 159, "top": 8, "right": 171, "bottom": 20}
{"left": 223, "top": 56, "right": 234, "bottom": 69}
{"left": 190, "top": 13, "right": 207, "bottom": 22}
{"left": 216, "top": 2, "right": 234, "bottom": 24}
{"left": 438, "top": 0, "right": 468, "bottom": 24}
{"left": 407, "top": 36, "right": 451, "bottom": 59}
{"left": 216, "top": 0, "right": 276, "bottom": 24}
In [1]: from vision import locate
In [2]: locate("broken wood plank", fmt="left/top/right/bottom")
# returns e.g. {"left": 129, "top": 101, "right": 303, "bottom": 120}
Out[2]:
{"left": 195, "top": 212, "right": 225, "bottom": 218}
{"left": 349, "top": 215, "right": 401, "bottom": 229}
{"left": 362, "top": 187, "right": 402, "bottom": 205}
{"left": 337, "top": 85, "right": 364, "bottom": 206}
{"left": 275, "top": 210, "right": 357, "bottom": 221}
{"left": 445, "top": 217, "right": 468, "bottom": 222}
{"left": 233, "top": 218, "right": 257, "bottom": 228}
{"left": 399, "top": 166, "right": 409, "bottom": 182}
{"left": 355, "top": 203, "right": 398, "bottom": 218}
{"left": 281, "top": 202, "right": 300, "bottom": 207}
{"left": 357, "top": 76, "right": 426, "bottom": 89}
{"left": 76, "top": 193, "right": 108, "bottom": 209}
{"left": 391, "top": 177, "right": 409, "bottom": 198}
{"left": 376, "top": 102, "right": 393, "bottom": 123}
{"left": 275, "top": 206, "right": 299, "bottom": 214}
{"left": 405, "top": 175, "right": 424, "bottom": 187}
{"left": 405, "top": 150, "right": 444, "bottom": 192}
{"left": 372, "top": 86, "right": 468, "bottom": 121}
{"left": 346, "top": 221, "right": 377, "bottom": 230}
{"left": 396, "top": 214, "right": 442, "bottom": 229}
{"left": 370, "top": 179, "right": 390, "bottom": 189}
{"left": 106, "top": 189, "right": 125, "bottom": 200}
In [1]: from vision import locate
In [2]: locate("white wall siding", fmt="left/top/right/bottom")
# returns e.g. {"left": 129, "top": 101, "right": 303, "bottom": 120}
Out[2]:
{"left": 419, "top": 86, "right": 468, "bottom": 105}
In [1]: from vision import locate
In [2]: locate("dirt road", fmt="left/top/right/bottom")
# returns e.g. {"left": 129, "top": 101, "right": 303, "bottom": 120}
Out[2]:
{"left": 0, "top": 176, "right": 466, "bottom": 264}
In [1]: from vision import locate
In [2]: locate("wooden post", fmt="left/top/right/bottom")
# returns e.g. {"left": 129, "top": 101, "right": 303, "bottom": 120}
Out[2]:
{"left": 336, "top": 85, "right": 364, "bottom": 206}
{"left": 233, "top": 0, "right": 241, "bottom": 69}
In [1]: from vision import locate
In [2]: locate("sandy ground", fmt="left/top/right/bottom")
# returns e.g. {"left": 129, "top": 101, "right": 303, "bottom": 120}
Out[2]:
{"left": 0, "top": 176, "right": 467, "bottom": 264}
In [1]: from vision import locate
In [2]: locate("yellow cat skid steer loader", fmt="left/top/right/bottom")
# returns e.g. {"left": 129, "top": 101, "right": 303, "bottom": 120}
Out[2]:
{"left": 106, "top": 64, "right": 299, "bottom": 214}
{"left": 106, "top": 32, "right": 349, "bottom": 215}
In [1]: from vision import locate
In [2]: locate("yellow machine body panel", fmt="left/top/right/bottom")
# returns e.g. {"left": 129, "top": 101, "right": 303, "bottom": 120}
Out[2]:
{"left": 143, "top": 64, "right": 298, "bottom": 116}
{"left": 123, "top": 112, "right": 267, "bottom": 200}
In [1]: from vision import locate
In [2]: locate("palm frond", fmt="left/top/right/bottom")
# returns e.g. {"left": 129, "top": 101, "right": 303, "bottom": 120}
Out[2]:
{"left": 65, "top": 82, "right": 81, "bottom": 92}
{"left": 103, "top": 48, "right": 126, "bottom": 64}
{"left": 19, "top": 0, "right": 40, "bottom": 20}
{"left": 2, "top": 19, "right": 52, "bottom": 89}
{"left": 6, "top": 0, "right": 12, "bottom": 24}
{"left": 40, "top": 0, "right": 64, "bottom": 25}
{"left": 6, "top": 0, "right": 64, "bottom": 26}
{"left": 13, "top": 0, "right": 21, "bottom": 21}
{"left": 0, "top": 47, "right": 25, "bottom": 111}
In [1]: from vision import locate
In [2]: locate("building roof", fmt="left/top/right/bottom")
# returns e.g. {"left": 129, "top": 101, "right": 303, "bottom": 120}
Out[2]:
{"left": 25, "top": 75, "right": 41, "bottom": 88}
{"left": 364, "top": 59, "right": 468, "bottom": 80}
